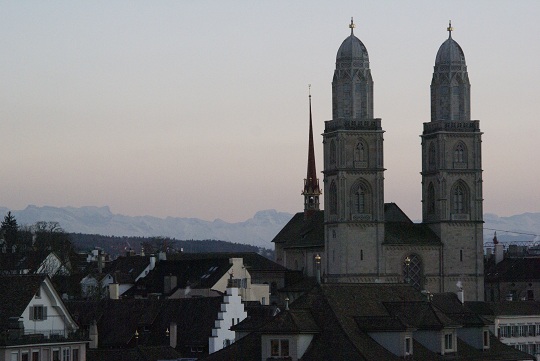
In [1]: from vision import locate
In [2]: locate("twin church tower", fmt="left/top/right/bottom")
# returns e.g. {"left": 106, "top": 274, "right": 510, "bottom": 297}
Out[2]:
{"left": 274, "top": 20, "right": 484, "bottom": 301}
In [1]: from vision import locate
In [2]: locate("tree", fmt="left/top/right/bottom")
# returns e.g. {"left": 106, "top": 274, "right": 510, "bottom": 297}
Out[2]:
{"left": 33, "top": 221, "right": 75, "bottom": 271}
{"left": 1, "top": 212, "right": 18, "bottom": 250}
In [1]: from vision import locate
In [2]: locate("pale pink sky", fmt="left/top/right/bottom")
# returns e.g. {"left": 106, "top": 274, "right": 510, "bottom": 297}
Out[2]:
{"left": 1, "top": 1, "right": 539, "bottom": 222}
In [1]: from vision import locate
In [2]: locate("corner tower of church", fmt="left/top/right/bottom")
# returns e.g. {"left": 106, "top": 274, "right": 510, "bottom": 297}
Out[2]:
{"left": 323, "top": 19, "right": 385, "bottom": 282}
{"left": 421, "top": 22, "right": 484, "bottom": 300}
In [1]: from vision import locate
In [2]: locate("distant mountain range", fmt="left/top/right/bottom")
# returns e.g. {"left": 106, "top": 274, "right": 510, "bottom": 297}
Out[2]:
{"left": 1, "top": 205, "right": 539, "bottom": 247}
{"left": 0, "top": 206, "right": 293, "bottom": 248}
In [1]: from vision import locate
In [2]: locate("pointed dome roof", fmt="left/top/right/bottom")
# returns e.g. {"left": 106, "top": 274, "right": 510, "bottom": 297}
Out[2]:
{"left": 336, "top": 19, "right": 369, "bottom": 62}
{"left": 435, "top": 22, "right": 466, "bottom": 65}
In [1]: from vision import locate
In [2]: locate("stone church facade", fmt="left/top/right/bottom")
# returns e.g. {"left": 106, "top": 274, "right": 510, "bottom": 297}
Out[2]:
{"left": 274, "top": 21, "right": 484, "bottom": 301}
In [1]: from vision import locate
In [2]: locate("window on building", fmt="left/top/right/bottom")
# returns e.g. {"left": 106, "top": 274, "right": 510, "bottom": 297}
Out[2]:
{"left": 270, "top": 339, "right": 290, "bottom": 357}
{"left": 53, "top": 350, "right": 60, "bottom": 361}
{"left": 30, "top": 305, "right": 47, "bottom": 321}
{"left": 31, "top": 352, "right": 39, "bottom": 361}
{"left": 329, "top": 181, "right": 337, "bottom": 215}
{"left": 356, "top": 189, "right": 365, "bottom": 213}
{"left": 405, "top": 337, "right": 412, "bottom": 355}
{"left": 72, "top": 349, "right": 79, "bottom": 361}
{"left": 62, "top": 349, "right": 70, "bottom": 361}
{"left": 10, "top": 352, "right": 18, "bottom": 361}
{"left": 428, "top": 143, "right": 436, "bottom": 170}
{"left": 21, "top": 353, "right": 29, "bottom": 361}
{"left": 330, "top": 140, "right": 337, "bottom": 165}
{"left": 460, "top": 249, "right": 463, "bottom": 262}
{"left": 360, "top": 249, "right": 363, "bottom": 261}
{"left": 483, "top": 330, "right": 489, "bottom": 348}
{"left": 403, "top": 255, "right": 423, "bottom": 290}
{"left": 453, "top": 142, "right": 466, "bottom": 164}
{"left": 354, "top": 140, "right": 367, "bottom": 163}
{"left": 35, "top": 287, "right": 41, "bottom": 298}
{"left": 452, "top": 182, "right": 469, "bottom": 214}
{"left": 351, "top": 180, "right": 370, "bottom": 215}
{"left": 527, "top": 289, "right": 534, "bottom": 301}
{"left": 444, "top": 333, "right": 453, "bottom": 351}
{"left": 427, "top": 183, "right": 435, "bottom": 214}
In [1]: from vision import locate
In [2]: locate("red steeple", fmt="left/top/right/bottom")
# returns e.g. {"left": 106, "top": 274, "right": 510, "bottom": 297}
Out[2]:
{"left": 302, "top": 87, "right": 322, "bottom": 219}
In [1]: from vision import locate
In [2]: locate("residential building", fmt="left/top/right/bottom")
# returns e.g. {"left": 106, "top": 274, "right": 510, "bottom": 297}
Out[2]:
{"left": 202, "top": 283, "right": 532, "bottom": 360}
{"left": 0, "top": 274, "right": 86, "bottom": 361}
{"left": 467, "top": 301, "right": 540, "bottom": 361}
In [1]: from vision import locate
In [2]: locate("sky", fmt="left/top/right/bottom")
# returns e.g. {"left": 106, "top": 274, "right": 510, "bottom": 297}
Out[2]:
{"left": 1, "top": 1, "right": 539, "bottom": 223}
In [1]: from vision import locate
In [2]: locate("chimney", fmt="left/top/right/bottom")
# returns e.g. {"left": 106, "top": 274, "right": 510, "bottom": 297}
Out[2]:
{"left": 89, "top": 320, "right": 98, "bottom": 349}
{"left": 164, "top": 275, "right": 177, "bottom": 295}
{"left": 457, "top": 288, "right": 464, "bottom": 304}
{"left": 109, "top": 282, "right": 120, "bottom": 300}
{"left": 97, "top": 255, "right": 104, "bottom": 274}
{"left": 169, "top": 322, "right": 177, "bottom": 348}
{"left": 158, "top": 251, "right": 167, "bottom": 261}
{"left": 494, "top": 231, "right": 504, "bottom": 264}
{"left": 150, "top": 254, "right": 156, "bottom": 271}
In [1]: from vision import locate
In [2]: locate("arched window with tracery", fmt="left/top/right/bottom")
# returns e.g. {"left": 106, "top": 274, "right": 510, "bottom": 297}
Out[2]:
{"left": 428, "top": 142, "right": 436, "bottom": 170}
{"left": 452, "top": 181, "right": 469, "bottom": 214}
{"left": 427, "top": 183, "right": 435, "bottom": 214}
{"left": 453, "top": 142, "right": 467, "bottom": 166}
{"left": 329, "top": 181, "right": 337, "bottom": 215}
{"left": 351, "top": 179, "right": 370, "bottom": 216}
{"left": 403, "top": 254, "right": 423, "bottom": 290}
{"left": 354, "top": 140, "right": 367, "bottom": 165}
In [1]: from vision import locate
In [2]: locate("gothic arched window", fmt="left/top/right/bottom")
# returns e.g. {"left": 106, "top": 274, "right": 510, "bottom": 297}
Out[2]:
{"left": 452, "top": 181, "right": 469, "bottom": 214}
{"left": 428, "top": 143, "right": 436, "bottom": 170}
{"left": 329, "top": 181, "right": 337, "bottom": 215}
{"left": 427, "top": 183, "right": 435, "bottom": 214}
{"left": 354, "top": 139, "right": 367, "bottom": 166}
{"left": 403, "top": 254, "right": 423, "bottom": 290}
{"left": 351, "top": 179, "right": 370, "bottom": 215}
{"left": 330, "top": 139, "right": 337, "bottom": 166}
{"left": 453, "top": 142, "right": 467, "bottom": 165}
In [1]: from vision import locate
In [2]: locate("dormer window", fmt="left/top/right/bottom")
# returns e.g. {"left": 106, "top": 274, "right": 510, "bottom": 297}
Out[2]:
{"left": 444, "top": 332, "right": 455, "bottom": 353}
{"left": 270, "top": 339, "right": 290, "bottom": 358}
{"left": 405, "top": 336, "right": 412, "bottom": 355}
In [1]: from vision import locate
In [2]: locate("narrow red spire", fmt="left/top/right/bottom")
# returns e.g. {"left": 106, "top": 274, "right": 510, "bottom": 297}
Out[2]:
{"left": 302, "top": 86, "right": 322, "bottom": 219}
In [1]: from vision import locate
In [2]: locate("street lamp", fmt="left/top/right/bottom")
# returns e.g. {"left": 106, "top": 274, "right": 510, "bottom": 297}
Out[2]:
{"left": 315, "top": 254, "right": 321, "bottom": 284}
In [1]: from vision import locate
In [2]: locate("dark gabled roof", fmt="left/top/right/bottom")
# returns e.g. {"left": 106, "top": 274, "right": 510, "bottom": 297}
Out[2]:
{"left": 272, "top": 205, "right": 440, "bottom": 249}
{"left": 200, "top": 283, "right": 533, "bottom": 361}
{"left": 0, "top": 274, "right": 45, "bottom": 330}
{"left": 0, "top": 251, "right": 56, "bottom": 273}
{"left": 123, "top": 258, "right": 231, "bottom": 297}
{"left": 485, "top": 257, "right": 540, "bottom": 282}
{"left": 383, "top": 301, "right": 459, "bottom": 330}
{"left": 168, "top": 252, "right": 287, "bottom": 273}
{"left": 67, "top": 297, "right": 222, "bottom": 348}
{"left": 256, "top": 309, "right": 320, "bottom": 334}
{"left": 431, "top": 293, "right": 487, "bottom": 327}
{"left": 465, "top": 301, "right": 540, "bottom": 317}
{"left": 86, "top": 345, "right": 182, "bottom": 361}
{"left": 384, "top": 203, "right": 441, "bottom": 245}
{"left": 271, "top": 211, "right": 324, "bottom": 249}
{"left": 355, "top": 315, "right": 409, "bottom": 332}
{"left": 104, "top": 255, "right": 150, "bottom": 283}
{"left": 233, "top": 303, "right": 280, "bottom": 332}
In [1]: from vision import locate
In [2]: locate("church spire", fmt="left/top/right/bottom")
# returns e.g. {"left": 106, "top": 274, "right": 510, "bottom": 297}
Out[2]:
{"left": 302, "top": 85, "right": 321, "bottom": 219}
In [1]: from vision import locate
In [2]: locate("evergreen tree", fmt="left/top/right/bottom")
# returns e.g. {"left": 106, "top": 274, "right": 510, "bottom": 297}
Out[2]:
{"left": 1, "top": 211, "right": 18, "bottom": 250}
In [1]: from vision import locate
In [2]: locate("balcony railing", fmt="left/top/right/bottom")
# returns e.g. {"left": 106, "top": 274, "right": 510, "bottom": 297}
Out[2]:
{"left": 0, "top": 329, "right": 88, "bottom": 346}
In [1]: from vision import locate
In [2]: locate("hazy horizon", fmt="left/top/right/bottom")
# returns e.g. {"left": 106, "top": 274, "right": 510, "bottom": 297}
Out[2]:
{"left": 2, "top": 1, "right": 539, "bottom": 223}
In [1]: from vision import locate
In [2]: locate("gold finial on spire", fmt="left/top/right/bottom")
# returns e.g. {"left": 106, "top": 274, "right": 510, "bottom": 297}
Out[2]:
{"left": 447, "top": 20, "right": 453, "bottom": 37}
{"left": 308, "top": 84, "right": 311, "bottom": 98}
{"left": 349, "top": 17, "right": 355, "bottom": 34}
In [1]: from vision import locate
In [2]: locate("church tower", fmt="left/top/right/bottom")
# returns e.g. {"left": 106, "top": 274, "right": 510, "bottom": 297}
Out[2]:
{"left": 302, "top": 88, "right": 322, "bottom": 220}
{"left": 421, "top": 22, "right": 484, "bottom": 300}
{"left": 323, "top": 19, "right": 385, "bottom": 282}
